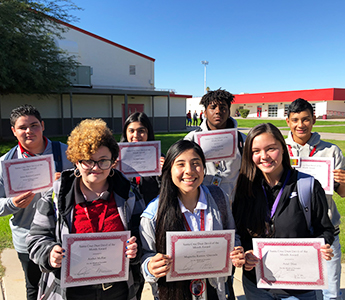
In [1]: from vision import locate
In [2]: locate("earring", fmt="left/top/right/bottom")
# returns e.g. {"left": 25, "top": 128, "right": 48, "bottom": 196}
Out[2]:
{"left": 109, "top": 168, "right": 114, "bottom": 177}
{"left": 74, "top": 168, "right": 82, "bottom": 178}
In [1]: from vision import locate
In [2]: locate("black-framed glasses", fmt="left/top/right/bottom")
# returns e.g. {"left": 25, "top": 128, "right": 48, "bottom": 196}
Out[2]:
{"left": 79, "top": 159, "right": 113, "bottom": 170}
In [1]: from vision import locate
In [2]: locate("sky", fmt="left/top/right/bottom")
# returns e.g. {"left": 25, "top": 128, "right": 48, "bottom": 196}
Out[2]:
{"left": 70, "top": 0, "right": 345, "bottom": 97}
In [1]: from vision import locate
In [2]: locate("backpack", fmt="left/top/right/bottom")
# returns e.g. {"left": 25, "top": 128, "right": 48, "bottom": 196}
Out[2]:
{"left": 297, "top": 172, "right": 314, "bottom": 234}
{"left": 195, "top": 127, "right": 244, "bottom": 156}
{"left": 4, "top": 141, "right": 63, "bottom": 172}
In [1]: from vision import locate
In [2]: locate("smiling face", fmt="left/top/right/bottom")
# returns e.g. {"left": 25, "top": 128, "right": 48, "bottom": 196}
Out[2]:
{"left": 204, "top": 100, "right": 230, "bottom": 130}
{"left": 252, "top": 132, "right": 284, "bottom": 184}
{"left": 286, "top": 110, "right": 316, "bottom": 145}
{"left": 76, "top": 146, "right": 115, "bottom": 188}
{"left": 11, "top": 115, "right": 45, "bottom": 154}
{"left": 171, "top": 148, "right": 204, "bottom": 202}
{"left": 126, "top": 121, "right": 148, "bottom": 142}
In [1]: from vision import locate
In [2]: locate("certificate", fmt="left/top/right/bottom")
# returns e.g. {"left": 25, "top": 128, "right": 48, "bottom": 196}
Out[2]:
{"left": 166, "top": 230, "right": 235, "bottom": 282}
{"left": 194, "top": 129, "right": 238, "bottom": 162}
{"left": 61, "top": 231, "right": 130, "bottom": 288}
{"left": 117, "top": 141, "right": 161, "bottom": 177}
{"left": 253, "top": 238, "right": 327, "bottom": 290}
{"left": 294, "top": 157, "right": 334, "bottom": 194}
{"left": 2, "top": 154, "right": 54, "bottom": 197}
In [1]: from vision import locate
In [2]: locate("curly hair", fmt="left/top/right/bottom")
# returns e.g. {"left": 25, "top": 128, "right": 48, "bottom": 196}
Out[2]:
{"left": 199, "top": 88, "right": 235, "bottom": 109}
{"left": 66, "top": 119, "right": 119, "bottom": 164}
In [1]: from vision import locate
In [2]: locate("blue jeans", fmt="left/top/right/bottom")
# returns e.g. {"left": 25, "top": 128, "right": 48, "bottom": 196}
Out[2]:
{"left": 322, "top": 234, "right": 343, "bottom": 300}
{"left": 242, "top": 273, "right": 317, "bottom": 300}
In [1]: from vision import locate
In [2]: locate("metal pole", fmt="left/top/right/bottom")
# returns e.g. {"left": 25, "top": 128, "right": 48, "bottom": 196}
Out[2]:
{"left": 201, "top": 60, "right": 209, "bottom": 94}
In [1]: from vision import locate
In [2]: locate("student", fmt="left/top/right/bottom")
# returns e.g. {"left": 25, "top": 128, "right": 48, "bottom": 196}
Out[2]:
{"left": 233, "top": 123, "right": 334, "bottom": 300}
{"left": 186, "top": 110, "right": 192, "bottom": 126}
{"left": 285, "top": 98, "right": 345, "bottom": 300}
{"left": 0, "top": 104, "right": 73, "bottom": 300}
{"left": 27, "top": 119, "right": 144, "bottom": 300}
{"left": 185, "top": 89, "right": 246, "bottom": 202}
{"left": 140, "top": 139, "right": 245, "bottom": 300}
{"left": 120, "top": 112, "right": 164, "bottom": 206}
{"left": 193, "top": 110, "right": 198, "bottom": 126}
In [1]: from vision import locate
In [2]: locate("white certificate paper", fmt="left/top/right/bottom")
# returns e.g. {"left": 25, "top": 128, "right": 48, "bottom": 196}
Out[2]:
{"left": 61, "top": 231, "right": 130, "bottom": 288}
{"left": 253, "top": 238, "right": 327, "bottom": 290}
{"left": 117, "top": 141, "right": 161, "bottom": 177}
{"left": 166, "top": 230, "right": 235, "bottom": 282}
{"left": 2, "top": 154, "right": 54, "bottom": 197}
{"left": 294, "top": 157, "right": 334, "bottom": 194}
{"left": 194, "top": 129, "right": 238, "bottom": 162}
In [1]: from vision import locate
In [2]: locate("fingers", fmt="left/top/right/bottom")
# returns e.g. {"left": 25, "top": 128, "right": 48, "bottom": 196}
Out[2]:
{"left": 126, "top": 236, "right": 137, "bottom": 259}
{"left": 50, "top": 245, "right": 64, "bottom": 268}
{"left": 12, "top": 192, "right": 35, "bottom": 208}
{"left": 230, "top": 246, "right": 245, "bottom": 268}
{"left": 54, "top": 172, "right": 61, "bottom": 181}
{"left": 160, "top": 157, "right": 165, "bottom": 169}
{"left": 333, "top": 169, "right": 345, "bottom": 184}
{"left": 148, "top": 253, "right": 172, "bottom": 278}
{"left": 244, "top": 250, "right": 259, "bottom": 271}
{"left": 321, "top": 244, "right": 334, "bottom": 261}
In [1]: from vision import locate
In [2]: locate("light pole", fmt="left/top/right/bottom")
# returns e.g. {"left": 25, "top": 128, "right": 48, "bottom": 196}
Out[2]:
{"left": 201, "top": 60, "right": 208, "bottom": 95}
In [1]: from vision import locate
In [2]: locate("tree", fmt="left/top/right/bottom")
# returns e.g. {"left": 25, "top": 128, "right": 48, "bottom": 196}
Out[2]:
{"left": 0, "top": 0, "right": 81, "bottom": 95}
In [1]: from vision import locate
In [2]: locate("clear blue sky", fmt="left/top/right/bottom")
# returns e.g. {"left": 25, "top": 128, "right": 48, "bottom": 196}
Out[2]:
{"left": 72, "top": 0, "right": 345, "bottom": 97}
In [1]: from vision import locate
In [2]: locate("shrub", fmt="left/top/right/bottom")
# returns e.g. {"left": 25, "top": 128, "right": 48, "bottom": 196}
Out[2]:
{"left": 239, "top": 109, "right": 250, "bottom": 118}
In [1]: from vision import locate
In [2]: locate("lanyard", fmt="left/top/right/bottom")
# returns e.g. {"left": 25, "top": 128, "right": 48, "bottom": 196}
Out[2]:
{"left": 287, "top": 145, "right": 316, "bottom": 157}
{"left": 262, "top": 170, "right": 291, "bottom": 219}
{"left": 83, "top": 200, "right": 108, "bottom": 233}
{"left": 183, "top": 210, "right": 205, "bottom": 231}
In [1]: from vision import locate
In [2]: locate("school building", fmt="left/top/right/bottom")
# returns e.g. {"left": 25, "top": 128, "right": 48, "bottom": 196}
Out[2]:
{"left": 187, "top": 88, "right": 345, "bottom": 119}
{"left": 0, "top": 21, "right": 191, "bottom": 139}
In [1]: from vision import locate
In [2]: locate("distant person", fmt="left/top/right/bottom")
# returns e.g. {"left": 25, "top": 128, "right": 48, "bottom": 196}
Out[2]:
{"left": 200, "top": 110, "right": 204, "bottom": 123}
{"left": 285, "top": 98, "right": 345, "bottom": 300}
{"left": 120, "top": 112, "right": 164, "bottom": 206}
{"left": 27, "top": 119, "right": 143, "bottom": 300}
{"left": 186, "top": 110, "right": 192, "bottom": 126}
{"left": 184, "top": 89, "right": 246, "bottom": 202}
{"left": 0, "top": 104, "right": 73, "bottom": 300}
{"left": 193, "top": 110, "right": 198, "bottom": 126}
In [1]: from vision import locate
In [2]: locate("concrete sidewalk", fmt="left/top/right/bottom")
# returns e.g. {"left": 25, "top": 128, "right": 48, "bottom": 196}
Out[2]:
{"left": 1, "top": 248, "right": 345, "bottom": 300}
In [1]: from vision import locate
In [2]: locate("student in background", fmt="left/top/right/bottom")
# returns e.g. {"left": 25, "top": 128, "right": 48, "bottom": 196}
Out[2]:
{"left": 0, "top": 104, "right": 72, "bottom": 300}
{"left": 285, "top": 98, "right": 345, "bottom": 300}
{"left": 120, "top": 112, "right": 164, "bottom": 206}
{"left": 233, "top": 123, "right": 334, "bottom": 300}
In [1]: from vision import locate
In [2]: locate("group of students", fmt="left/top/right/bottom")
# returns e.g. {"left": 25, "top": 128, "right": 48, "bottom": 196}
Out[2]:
{"left": 0, "top": 89, "right": 344, "bottom": 300}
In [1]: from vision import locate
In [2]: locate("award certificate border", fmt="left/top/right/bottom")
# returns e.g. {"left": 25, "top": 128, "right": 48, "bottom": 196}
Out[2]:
{"left": 195, "top": 129, "right": 237, "bottom": 161}
{"left": 167, "top": 231, "right": 233, "bottom": 281}
{"left": 3, "top": 155, "right": 54, "bottom": 196}
{"left": 61, "top": 232, "right": 129, "bottom": 287}
{"left": 117, "top": 141, "right": 161, "bottom": 176}
{"left": 256, "top": 240, "right": 325, "bottom": 288}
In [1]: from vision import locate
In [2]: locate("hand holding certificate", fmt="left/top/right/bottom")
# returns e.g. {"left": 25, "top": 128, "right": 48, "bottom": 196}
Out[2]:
{"left": 252, "top": 238, "right": 328, "bottom": 290}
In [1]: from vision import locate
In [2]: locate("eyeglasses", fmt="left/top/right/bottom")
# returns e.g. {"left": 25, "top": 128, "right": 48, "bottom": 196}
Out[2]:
{"left": 79, "top": 159, "right": 113, "bottom": 170}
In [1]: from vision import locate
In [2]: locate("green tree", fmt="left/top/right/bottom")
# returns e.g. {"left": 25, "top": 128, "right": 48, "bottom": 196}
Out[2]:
{"left": 0, "top": 0, "right": 81, "bottom": 95}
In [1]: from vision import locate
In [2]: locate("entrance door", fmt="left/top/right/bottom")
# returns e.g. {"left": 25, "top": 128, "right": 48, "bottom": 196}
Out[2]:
{"left": 257, "top": 106, "right": 262, "bottom": 118}
{"left": 122, "top": 104, "right": 144, "bottom": 123}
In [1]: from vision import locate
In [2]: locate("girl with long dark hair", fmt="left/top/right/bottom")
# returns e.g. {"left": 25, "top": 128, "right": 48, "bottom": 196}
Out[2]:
{"left": 140, "top": 139, "right": 244, "bottom": 300}
{"left": 233, "top": 123, "right": 334, "bottom": 300}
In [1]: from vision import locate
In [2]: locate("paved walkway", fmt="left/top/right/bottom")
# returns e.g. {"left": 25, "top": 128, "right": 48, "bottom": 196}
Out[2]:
{"left": 1, "top": 248, "right": 345, "bottom": 300}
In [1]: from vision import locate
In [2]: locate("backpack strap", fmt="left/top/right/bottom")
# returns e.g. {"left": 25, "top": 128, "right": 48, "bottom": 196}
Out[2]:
{"left": 297, "top": 172, "right": 314, "bottom": 234}
{"left": 4, "top": 145, "right": 18, "bottom": 160}
{"left": 51, "top": 141, "right": 63, "bottom": 172}
{"left": 206, "top": 185, "right": 228, "bottom": 229}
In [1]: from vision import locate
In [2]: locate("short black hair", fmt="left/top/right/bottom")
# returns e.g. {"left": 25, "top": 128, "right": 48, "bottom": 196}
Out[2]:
{"left": 287, "top": 98, "right": 313, "bottom": 118}
{"left": 199, "top": 88, "right": 234, "bottom": 110}
{"left": 10, "top": 104, "right": 42, "bottom": 127}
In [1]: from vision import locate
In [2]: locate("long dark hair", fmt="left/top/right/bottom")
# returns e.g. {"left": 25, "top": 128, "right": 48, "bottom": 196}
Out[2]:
{"left": 120, "top": 112, "right": 155, "bottom": 142}
{"left": 233, "top": 123, "right": 292, "bottom": 237}
{"left": 155, "top": 139, "right": 206, "bottom": 300}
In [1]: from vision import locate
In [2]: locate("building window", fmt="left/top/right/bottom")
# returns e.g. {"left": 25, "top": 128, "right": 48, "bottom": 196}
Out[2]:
{"left": 268, "top": 104, "right": 278, "bottom": 117}
{"left": 129, "top": 65, "right": 136, "bottom": 75}
{"left": 284, "top": 104, "right": 289, "bottom": 116}
{"left": 311, "top": 103, "right": 316, "bottom": 115}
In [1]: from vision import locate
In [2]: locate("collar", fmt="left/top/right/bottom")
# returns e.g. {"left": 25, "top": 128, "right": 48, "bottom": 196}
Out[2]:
{"left": 178, "top": 187, "right": 207, "bottom": 213}
{"left": 18, "top": 136, "right": 48, "bottom": 156}
{"left": 74, "top": 177, "right": 112, "bottom": 205}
